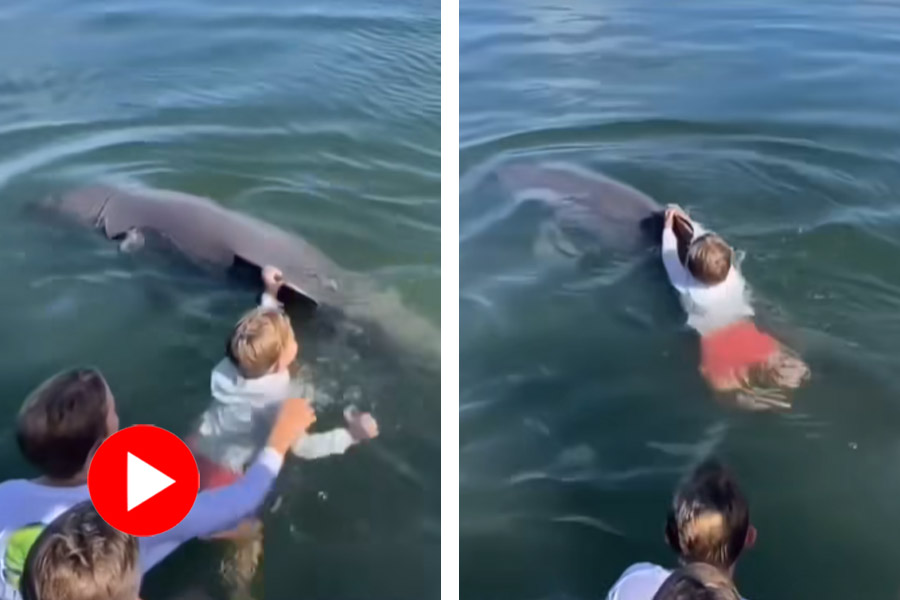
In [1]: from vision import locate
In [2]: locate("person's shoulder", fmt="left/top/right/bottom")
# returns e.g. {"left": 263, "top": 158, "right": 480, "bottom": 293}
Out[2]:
{"left": 0, "top": 479, "right": 88, "bottom": 503}
{"left": 0, "top": 480, "right": 45, "bottom": 523}
{"left": 606, "top": 563, "right": 671, "bottom": 600}
{"left": 0, "top": 478, "right": 35, "bottom": 498}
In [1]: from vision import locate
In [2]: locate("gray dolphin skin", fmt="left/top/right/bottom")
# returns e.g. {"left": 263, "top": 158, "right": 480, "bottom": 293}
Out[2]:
{"left": 41, "top": 186, "right": 439, "bottom": 364}
{"left": 496, "top": 162, "right": 665, "bottom": 251}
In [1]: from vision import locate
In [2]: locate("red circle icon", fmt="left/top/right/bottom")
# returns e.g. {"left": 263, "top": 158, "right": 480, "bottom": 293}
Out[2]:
{"left": 88, "top": 425, "right": 199, "bottom": 537}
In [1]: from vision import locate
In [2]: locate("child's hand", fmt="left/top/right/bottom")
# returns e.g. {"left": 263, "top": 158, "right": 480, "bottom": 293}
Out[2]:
{"left": 267, "top": 397, "right": 316, "bottom": 455}
{"left": 262, "top": 265, "right": 285, "bottom": 296}
{"left": 345, "top": 406, "right": 379, "bottom": 442}
{"left": 664, "top": 204, "right": 688, "bottom": 228}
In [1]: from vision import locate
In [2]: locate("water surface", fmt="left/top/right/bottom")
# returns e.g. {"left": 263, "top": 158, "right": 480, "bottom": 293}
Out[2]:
{"left": 0, "top": 0, "right": 439, "bottom": 598}
{"left": 461, "top": 2, "right": 900, "bottom": 598}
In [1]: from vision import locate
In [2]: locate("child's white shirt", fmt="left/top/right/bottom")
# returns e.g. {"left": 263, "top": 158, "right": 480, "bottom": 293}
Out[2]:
{"left": 661, "top": 221, "right": 754, "bottom": 335}
{"left": 191, "top": 293, "right": 354, "bottom": 472}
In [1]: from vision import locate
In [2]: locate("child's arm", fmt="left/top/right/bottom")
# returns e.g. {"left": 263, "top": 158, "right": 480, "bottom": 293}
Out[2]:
{"left": 661, "top": 206, "right": 692, "bottom": 291}
{"left": 139, "top": 398, "right": 315, "bottom": 570}
{"left": 291, "top": 408, "right": 379, "bottom": 460}
{"left": 292, "top": 429, "right": 355, "bottom": 459}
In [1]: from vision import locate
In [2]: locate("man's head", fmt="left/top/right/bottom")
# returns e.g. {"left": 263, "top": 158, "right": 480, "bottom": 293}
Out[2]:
{"left": 686, "top": 234, "right": 733, "bottom": 285}
{"left": 227, "top": 308, "right": 298, "bottom": 379}
{"left": 665, "top": 460, "right": 755, "bottom": 572}
{"left": 652, "top": 563, "right": 740, "bottom": 600}
{"left": 21, "top": 501, "right": 140, "bottom": 600}
{"left": 17, "top": 369, "right": 119, "bottom": 480}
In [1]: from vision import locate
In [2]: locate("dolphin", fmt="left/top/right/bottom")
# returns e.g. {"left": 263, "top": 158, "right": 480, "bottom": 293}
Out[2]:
{"left": 496, "top": 162, "right": 666, "bottom": 253}
{"left": 38, "top": 186, "right": 439, "bottom": 364}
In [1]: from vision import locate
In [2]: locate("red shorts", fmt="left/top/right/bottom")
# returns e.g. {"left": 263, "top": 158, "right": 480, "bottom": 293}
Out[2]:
{"left": 700, "top": 320, "right": 779, "bottom": 382}
{"left": 186, "top": 436, "right": 241, "bottom": 491}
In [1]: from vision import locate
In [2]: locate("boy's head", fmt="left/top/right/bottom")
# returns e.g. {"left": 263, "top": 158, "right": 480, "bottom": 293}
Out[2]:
{"left": 17, "top": 369, "right": 118, "bottom": 480}
{"left": 227, "top": 308, "right": 298, "bottom": 379}
{"left": 652, "top": 563, "right": 740, "bottom": 600}
{"left": 21, "top": 501, "right": 140, "bottom": 600}
{"left": 665, "top": 460, "right": 755, "bottom": 572}
{"left": 686, "top": 234, "right": 732, "bottom": 286}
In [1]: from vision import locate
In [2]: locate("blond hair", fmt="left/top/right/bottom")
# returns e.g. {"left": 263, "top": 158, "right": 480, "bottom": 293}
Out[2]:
{"left": 227, "top": 308, "right": 295, "bottom": 379}
{"left": 686, "top": 234, "right": 733, "bottom": 285}
{"left": 21, "top": 502, "right": 140, "bottom": 600}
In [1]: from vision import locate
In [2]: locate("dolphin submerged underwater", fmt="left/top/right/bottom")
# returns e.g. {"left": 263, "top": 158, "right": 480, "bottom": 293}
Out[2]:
{"left": 496, "top": 162, "right": 666, "bottom": 254}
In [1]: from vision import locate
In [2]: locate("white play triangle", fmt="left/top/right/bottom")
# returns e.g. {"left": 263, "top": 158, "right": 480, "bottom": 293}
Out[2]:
{"left": 127, "top": 452, "right": 175, "bottom": 511}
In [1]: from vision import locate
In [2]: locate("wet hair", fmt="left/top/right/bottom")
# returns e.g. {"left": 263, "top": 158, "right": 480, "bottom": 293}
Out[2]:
{"left": 226, "top": 308, "right": 295, "bottom": 379}
{"left": 17, "top": 368, "right": 111, "bottom": 479}
{"left": 665, "top": 460, "right": 750, "bottom": 570}
{"left": 21, "top": 501, "right": 140, "bottom": 600}
{"left": 686, "top": 234, "right": 732, "bottom": 285}
{"left": 652, "top": 563, "right": 740, "bottom": 600}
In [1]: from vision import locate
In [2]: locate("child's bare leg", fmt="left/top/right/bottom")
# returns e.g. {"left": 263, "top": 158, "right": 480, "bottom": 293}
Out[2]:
{"left": 208, "top": 518, "right": 262, "bottom": 541}
{"left": 219, "top": 525, "right": 263, "bottom": 600}
{"left": 703, "top": 368, "right": 744, "bottom": 392}
{"left": 705, "top": 366, "right": 793, "bottom": 410}
{"left": 766, "top": 350, "right": 810, "bottom": 389}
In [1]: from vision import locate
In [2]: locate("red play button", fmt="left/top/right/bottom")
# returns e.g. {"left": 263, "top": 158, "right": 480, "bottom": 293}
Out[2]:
{"left": 88, "top": 425, "right": 199, "bottom": 537}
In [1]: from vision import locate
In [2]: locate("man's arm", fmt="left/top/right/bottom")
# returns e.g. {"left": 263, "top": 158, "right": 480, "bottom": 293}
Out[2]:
{"left": 139, "top": 447, "right": 282, "bottom": 570}
{"left": 139, "top": 398, "right": 315, "bottom": 572}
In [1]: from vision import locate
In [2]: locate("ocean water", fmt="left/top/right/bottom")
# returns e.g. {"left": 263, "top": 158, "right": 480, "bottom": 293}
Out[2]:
{"left": 461, "top": 1, "right": 900, "bottom": 598}
{"left": 0, "top": 0, "right": 439, "bottom": 598}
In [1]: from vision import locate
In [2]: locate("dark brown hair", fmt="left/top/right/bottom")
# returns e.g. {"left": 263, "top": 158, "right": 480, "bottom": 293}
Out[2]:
{"left": 17, "top": 368, "right": 111, "bottom": 479}
{"left": 21, "top": 501, "right": 140, "bottom": 600}
{"left": 686, "top": 234, "right": 732, "bottom": 285}
{"left": 665, "top": 460, "right": 750, "bottom": 570}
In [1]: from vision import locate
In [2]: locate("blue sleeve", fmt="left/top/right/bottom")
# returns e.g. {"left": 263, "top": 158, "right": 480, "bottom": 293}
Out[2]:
{"left": 138, "top": 448, "right": 283, "bottom": 572}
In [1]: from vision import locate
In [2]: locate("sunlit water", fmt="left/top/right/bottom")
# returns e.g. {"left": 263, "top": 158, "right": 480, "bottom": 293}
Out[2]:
{"left": 461, "top": 1, "right": 900, "bottom": 599}
{"left": 0, "top": 0, "right": 439, "bottom": 598}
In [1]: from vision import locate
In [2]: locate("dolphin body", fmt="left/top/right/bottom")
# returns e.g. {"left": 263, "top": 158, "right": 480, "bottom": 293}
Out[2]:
{"left": 41, "top": 186, "right": 439, "bottom": 364}
{"left": 496, "top": 163, "right": 665, "bottom": 253}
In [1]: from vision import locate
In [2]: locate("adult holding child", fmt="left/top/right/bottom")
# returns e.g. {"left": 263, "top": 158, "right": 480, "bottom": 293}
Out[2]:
{"left": 0, "top": 368, "right": 315, "bottom": 600}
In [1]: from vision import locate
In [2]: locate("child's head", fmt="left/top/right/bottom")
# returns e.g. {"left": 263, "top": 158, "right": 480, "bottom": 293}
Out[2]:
{"left": 665, "top": 460, "right": 754, "bottom": 572}
{"left": 652, "top": 563, "right": 740, "bottom": 600}
{"left": 686, "top": 234, "right": 733, "bottom": 285}
{"left": 17, "top": 368, "right": 119, "bottom": 480}
{"left": 21, "top": 501, "right": 140, "bottom": 600}
{"left": 227, "top": 308, "right": 298, "bottom": 379}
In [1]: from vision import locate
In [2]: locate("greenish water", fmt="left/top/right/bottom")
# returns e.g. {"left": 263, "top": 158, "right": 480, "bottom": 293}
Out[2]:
{"left": 0, "top": 1, "right": 439, "bottom": 598}
{"left": 461, "top": 2, "right": 900, "bottom": 599}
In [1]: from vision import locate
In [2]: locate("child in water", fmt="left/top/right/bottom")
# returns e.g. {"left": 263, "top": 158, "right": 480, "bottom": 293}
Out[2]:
{"left": 187, "top": 265, "right": 379, "bottom": 595}
{"left": 189, "top": 265, "right": 379, "bottom": 488}
{"left": 661, "top": 206, "right": 809, "bottom": 407}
